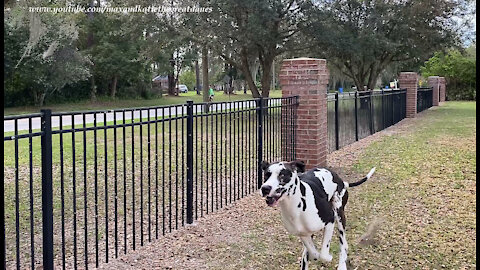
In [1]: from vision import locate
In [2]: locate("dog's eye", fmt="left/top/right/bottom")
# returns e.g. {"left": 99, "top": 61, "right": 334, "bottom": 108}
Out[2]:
{"left": 279, "top": 175, "right": 290, "bottom": 185}
{"left": 264, "top": 172, "right": 272, "bottom": 181}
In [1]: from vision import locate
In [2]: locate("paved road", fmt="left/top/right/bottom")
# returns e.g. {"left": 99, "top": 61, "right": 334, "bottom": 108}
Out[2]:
{"left": 4, "top": 101, "right": 266, "bottom": 133}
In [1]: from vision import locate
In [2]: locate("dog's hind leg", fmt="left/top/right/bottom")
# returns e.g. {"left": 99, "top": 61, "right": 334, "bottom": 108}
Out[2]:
{"left": 319, "top": 222, "right": 334, "bottom": 262}
{"left": 335, "top": 208, "right": 348, "bottom": 270}
{"left": 300, "top": 245, "right": 309, "bottom": 270}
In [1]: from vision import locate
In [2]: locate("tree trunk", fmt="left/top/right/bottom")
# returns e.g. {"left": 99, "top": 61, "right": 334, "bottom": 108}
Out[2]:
{"left": 242, "top": 64, "right": 260, "bottom": 97}
{"left": 353, "top": 74, "right": 364, "bottom": 92}
{"left": 168, "top": 53, "right": 176, "bottom": 96}
{"left": 260, "top": 57, "right": 273, "bottom": 97}
{"left": 195, "top": 60, "right": 200, "bottom": 95}
{"left": 251, "top": 60, "right": 260, "bottom": 83}
{"left": 202, "top": 46, "right": 209, "bottom": 112}
{"left": 240, "top": 50, "right": 260, "bottom": 98}
{"left": 271, "top": 58, "right": 276, "bottom": 91}
{"left": 35, "top": 91, "right": 46, "bottom": 107}
{"left": 174, "top": 51, "right": 181, "bottom": 96}
{"left": 90, "top": 77, "right": 96, "bottom": 101}
{"left": 366, "top": 63, "right": 381, "bottom": 90}
{"left": 367, "top": 71, "right": 380, "bottom": 91}
{"left": 167, "top": 73, "right": 175, "bottom": 96}
{"left": 228, "top": 76, "right": 233, "bottom": 93}
{"left": 110, "top": 75, "right": 118, "bottom": 98}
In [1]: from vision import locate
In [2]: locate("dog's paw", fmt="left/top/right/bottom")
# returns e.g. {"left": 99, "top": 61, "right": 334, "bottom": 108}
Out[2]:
{"left": 319, "top": 252, "right": 333, "bottom": 263}
{"left": 337, "top": 262, "right": 347, "bottom": 270}
{"left": 308, "top": 251, "right": 321, "bottom": 261}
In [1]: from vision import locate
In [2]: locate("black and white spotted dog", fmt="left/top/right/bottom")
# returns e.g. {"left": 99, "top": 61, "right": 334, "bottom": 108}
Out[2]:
{"left": 260, "top": 160, "right": 375, "bottom": 270}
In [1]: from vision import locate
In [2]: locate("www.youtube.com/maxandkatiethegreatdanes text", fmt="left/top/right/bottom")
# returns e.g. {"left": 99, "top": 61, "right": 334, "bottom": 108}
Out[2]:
{"left": 26, "top": 5, "right": 213, "bottom": 14}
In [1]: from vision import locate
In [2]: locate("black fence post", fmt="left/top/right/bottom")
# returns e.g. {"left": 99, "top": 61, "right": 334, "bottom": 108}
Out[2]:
{"left": 257, "top": 97, "right": 264, "bottom": 189}
{"left": 354, "top": 91, "right": 359, "bottom": 141}
{"left": 369, "top": 90, "right": 374, "bottom": 134}
{"left": 41, "top": 109, "right": 54, "bottom": 270}
{"left": 392, "top": 92, "right": 396, "bottom": 124}
{"left": 334, "top": 92, "right": 339, "bottom": 150}
{"left": 186, "top": 101, "right": 194, "bottom": 224}
{"left": 381, "top": 89, "right": 385, "bottom": 130}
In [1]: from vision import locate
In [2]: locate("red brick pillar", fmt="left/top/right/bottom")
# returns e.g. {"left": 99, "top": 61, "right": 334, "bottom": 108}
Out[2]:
{"left": 427, "top": 76, "right": 440, "bottom": 106}
{"left": 439, "top": 77, "right": 446, "bottom": 102}
{"left": 398, "top": 72, "right": 418, "bottom": 118}
{"left": 279, "top": 58, "right": 329, "bottom": 169}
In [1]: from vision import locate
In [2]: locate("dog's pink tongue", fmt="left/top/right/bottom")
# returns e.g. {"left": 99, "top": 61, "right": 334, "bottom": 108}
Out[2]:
{"left": 270, "top": 200, "right": 279, "bottom": 207}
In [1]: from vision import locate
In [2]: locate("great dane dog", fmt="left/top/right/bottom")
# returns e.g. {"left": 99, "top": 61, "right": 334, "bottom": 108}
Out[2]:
{"left": 260, "top": 160, "right": 375, "bottom": 270}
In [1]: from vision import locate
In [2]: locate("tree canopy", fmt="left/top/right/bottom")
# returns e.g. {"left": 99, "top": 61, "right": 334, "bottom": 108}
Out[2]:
{"left": 185, "top": 0, "right": 308, "bottom": 97}
{"left": 302, "top": 0, "right": 470, "bottom": 91}
{"left": 3, "top": 0, "right": 474, "bottom": 107}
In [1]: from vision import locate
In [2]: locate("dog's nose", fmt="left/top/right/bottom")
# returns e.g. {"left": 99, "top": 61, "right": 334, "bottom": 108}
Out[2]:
{"left": 261, "top": 185, "right": 272, "bottom": 197}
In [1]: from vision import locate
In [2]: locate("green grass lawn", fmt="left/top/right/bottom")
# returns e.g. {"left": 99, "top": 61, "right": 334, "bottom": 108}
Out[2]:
{"left": 202, "top": 101, "right": 476, "bottom": 270}
{"left": 4, "top": 90, "right": 282, "bottom": 116}
{"left": 346, "top": 101, "right": 476, "bottom": 269}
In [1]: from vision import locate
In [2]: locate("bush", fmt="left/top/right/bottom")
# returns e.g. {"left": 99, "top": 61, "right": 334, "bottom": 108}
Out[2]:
{"left": 446, "top": 86, "right": 476, "bottom": 101}
{"left": 421, "top": 47, "right": 476, "bottom": 100}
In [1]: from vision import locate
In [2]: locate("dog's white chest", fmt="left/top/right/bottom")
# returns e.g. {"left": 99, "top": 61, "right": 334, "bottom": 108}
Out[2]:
{"left": 280, "top": 194, "right": 326, "bottom": 236}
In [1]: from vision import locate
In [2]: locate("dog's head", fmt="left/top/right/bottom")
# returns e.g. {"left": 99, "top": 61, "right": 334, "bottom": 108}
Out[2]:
{"left": 260, "top": 160, "right": 305, "bottom": 207}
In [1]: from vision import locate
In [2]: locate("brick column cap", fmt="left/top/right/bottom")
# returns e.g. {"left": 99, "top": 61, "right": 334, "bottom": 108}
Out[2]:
{"left": 428, "top": 76, "right": 440, "bottom": 83}
{"left": 284, "top": 57, "right": 326, "bottom": 61}
{"left": 398, "top": 72, "right": 418, "bottom": 78}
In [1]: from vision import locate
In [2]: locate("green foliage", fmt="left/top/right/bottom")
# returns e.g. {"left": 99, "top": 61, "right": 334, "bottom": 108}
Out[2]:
{"left": 304, "top": 0, "right": 465, "bottom": 90}
{"left": 82, "top": 12, "right": 157, "bottom": 98}
{"left": 3, "top": 0, "right": 475, "bottom": 108}
{"left": 4, "top": 7, "right": 90, "bottom": 106}
{"left": 179, "top": 69, "right": 196, "bottom": 90}
{"left": 186, "top": 0, "right": 306, "bottom": 97}
{"left": 421, "top": 46, "right": 476, "bottom": 100}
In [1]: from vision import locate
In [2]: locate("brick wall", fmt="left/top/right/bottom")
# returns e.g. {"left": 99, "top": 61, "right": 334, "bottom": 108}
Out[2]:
{"left": 428, "top": 76, "right": 440, "bottom": 106}
{"left": 398, "top": 72, "right": 418, "bottom": 118}
{"left": 439, "top": 77, "right": 446, "bottom": 102}
{"left": 279, "top": 58, "right": 329, "bottom": 169}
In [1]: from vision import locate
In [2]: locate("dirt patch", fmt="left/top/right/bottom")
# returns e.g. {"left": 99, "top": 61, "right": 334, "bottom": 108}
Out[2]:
{"left": 99, "top": 195, "right": 282, "bottom": 270}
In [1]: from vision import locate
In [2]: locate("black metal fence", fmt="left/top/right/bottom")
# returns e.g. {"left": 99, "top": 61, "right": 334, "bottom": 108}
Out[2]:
{"left": 327, "top": 89, "right": 407, "bottom": 152}
{"left": 3, "top": 97, "right": 298, "bottom": 269}
{"left": 417, "top": 87, "right": 433, "bottom": 113}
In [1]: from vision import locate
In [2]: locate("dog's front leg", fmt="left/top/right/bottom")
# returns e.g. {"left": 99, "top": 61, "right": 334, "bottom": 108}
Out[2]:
{"left": 299, "top": 236, "right": 321, "bottom": 261}
{"left": 300, "top": 245, "right": 309, "bottom": 270}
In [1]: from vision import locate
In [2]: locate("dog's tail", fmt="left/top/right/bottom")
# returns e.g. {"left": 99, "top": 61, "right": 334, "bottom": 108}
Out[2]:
{"left": 345, "top": 167, "right": 375, "bottom": 188}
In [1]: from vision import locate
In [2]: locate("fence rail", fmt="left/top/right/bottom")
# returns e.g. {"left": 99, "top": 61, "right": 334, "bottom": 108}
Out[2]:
{"left": 327, "top": 89, "right": 407, "bottom": 152}
{"left": 3, "top": 97, "right": 298, "bottom": 270}
{"left": 417, "top": 87, "right": 433, "bottom": 113}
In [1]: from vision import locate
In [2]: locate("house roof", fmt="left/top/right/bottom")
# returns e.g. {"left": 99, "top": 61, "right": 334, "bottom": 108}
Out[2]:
{"left": 152, "top": 75, "right": 168, "bottom": 81}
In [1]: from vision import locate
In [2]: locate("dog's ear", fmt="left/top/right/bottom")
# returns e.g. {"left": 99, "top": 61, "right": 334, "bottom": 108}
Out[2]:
{"left": 260, "top": 161, "right": 270, "bottom": 171}
{"left": 291, "top": 160, "right": 305, "bottom": 173}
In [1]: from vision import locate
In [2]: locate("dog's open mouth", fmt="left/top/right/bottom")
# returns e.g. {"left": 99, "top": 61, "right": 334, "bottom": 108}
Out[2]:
{"left": 266, "top": 196, "right": 280, "bottom": 207}
{"left": 266, "top": 188, "right": 286, "bottom": 207}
